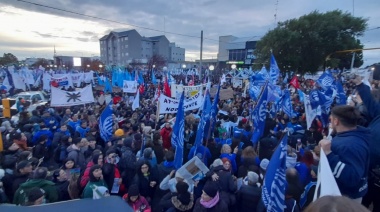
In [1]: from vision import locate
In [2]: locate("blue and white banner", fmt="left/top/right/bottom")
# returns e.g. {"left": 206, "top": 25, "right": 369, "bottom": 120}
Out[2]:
{"left": 251, "top": 83, "right": 268, "bottom": 144}
{"left": 99, "top": 101, "right": 114, "bottom": 142}
{"left": 262, "top": 134, "right": 288, "bottom": 211}
{"left": 269, "top": 54, "right": 280, "bottom": 84}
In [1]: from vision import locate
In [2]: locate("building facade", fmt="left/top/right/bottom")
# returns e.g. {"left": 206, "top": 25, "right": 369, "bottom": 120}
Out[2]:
{"left": 100, "top": 30, "right": 185, "bottom": 66}
{"left": 217, "top": 35, "right": 258, "bottom": 68}
{"left": 169, "top": 42, "right": 185, "bottom": 62}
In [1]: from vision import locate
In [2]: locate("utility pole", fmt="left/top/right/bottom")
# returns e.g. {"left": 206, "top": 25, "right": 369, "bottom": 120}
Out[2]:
{"left": 200, "top": 30, "right": 203, "bottom": 81}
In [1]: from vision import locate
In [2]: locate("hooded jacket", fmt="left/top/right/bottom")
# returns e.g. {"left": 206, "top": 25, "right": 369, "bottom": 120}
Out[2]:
{"left": 13, "top": 179, "right": 58, "bottom": 205}
{"left": 327, "top": 126, "right": 370, "bottom": 198}
{"left": 159, "top": 192, "right": 194, "bottom": 212}
{"left": 67, "top": 145, "right": 86, "bottom": 169}
{"left": 356, "top": 83, "right": 380, "bottom": 169}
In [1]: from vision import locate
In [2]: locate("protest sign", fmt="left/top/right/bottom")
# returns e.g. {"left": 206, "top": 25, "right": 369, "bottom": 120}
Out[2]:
{"left": 159, "top": 91, "right": 203, "bottom": 114}
{"left": 176, "top": 156, "right": 209, "bottom": 182}
{"left": 123, "top": 80, "right": 138, "bottom": 93}
{"left": 171, "top": 84, "right": 206, "bottom": 98}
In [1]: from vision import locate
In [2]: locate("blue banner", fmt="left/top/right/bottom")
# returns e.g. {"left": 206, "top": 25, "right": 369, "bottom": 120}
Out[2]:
{"left": 171, "top": 92, "right": 185, "bottom": 169}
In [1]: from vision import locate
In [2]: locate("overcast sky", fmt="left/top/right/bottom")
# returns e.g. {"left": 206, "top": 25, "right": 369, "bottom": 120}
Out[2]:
{"left": 0, "top": 0, "right": 379, "bottom": 67}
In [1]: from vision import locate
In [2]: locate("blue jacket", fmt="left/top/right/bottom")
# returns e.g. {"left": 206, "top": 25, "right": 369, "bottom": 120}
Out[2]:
{"left": 33, "top": 129, "right": 54, "bottom": 146}
{"left": 357, "top": 83, "right": 380, "bottom": 168}
{"left": 327, "top": 126, "right": 370, "bottom": 198}
{"left": 188, "top": 145, "right": 211, "bottom": 166}
{"left": 43, "top": 117, "right": 59, "bottom": 131}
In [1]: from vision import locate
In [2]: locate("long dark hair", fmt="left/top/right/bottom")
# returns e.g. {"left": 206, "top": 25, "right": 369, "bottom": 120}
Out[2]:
{"left": 89, "top": 165, "right": 102, "bottom": 182}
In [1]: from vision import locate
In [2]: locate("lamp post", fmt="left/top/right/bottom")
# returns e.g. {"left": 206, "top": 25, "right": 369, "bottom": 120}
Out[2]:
{"left": 231, "top": 64, "right": 237, "bottom": 70}
{"left": 182, "top": 64, "right": 186, "bottom": 69}
{"left": 99, "top": 64, "right": 103, "bottom": 72}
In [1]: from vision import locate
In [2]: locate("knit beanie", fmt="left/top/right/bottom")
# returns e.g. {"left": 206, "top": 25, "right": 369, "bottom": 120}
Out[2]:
{"left": 114, "top": 129, "right": 124, "bottom": 137}
{"left": 203, "top": 183, "right": 218, "bottom": 198}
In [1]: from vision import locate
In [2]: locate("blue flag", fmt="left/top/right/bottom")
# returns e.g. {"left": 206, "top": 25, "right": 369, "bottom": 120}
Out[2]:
{"left": 281, "top": 89, "right": 296, "bottom": 118}
{"left": 270, "top": 54, "right": 280, "bottom": 84}
{"left": 171, "top": 92, "right": 185, "bottom": 170}
{"left": 99, "top": 101, "right": 113, "bottom": 142}
{"left": 194, "top": 92, "right": 212, "bottom": 155}
{"left": 317, "top": 72, "right": 335, "bottom": 90}
{"left": 251, "top": 83, "right": 268, "bottom": 145}
{"left": 152, "top": 70, "right": 157, "bottom": 85}
{"left": 209, "top": 84, "right": 221, "bottom": 135}
{"left": 262, "top": 134, "right": 288, "bottom": 211}
{"left": 335, "top": 80, "right": 347, "bottom": 105}
{"left": 104, "top": 77, "right": 113, "bottom": 93}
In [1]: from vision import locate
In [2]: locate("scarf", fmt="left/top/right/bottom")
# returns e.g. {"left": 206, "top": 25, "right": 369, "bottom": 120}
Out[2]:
{"left": 200, "top": 192, "right": 219, "bottom": 208}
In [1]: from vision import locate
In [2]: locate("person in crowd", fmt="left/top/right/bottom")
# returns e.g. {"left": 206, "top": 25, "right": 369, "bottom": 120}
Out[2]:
{"left": 84, "top": 136, "right": 103, "bottom": 160}
{"left": 61, "top": 109, "right": 72, "bottom": 125}
{"left": 123, "top": 184, "right": 151, "bottom": 212}
{"left": 22, "top": 187, "right": 45, "bottom": 206}
{"left": 220, "top": 144, "right": 238, "bottom": 174}
{"left": 157, "top": 151, "right": 175, "bottom": 183}
{"left": 188, "top": 140, "right": 212, "bottom": 166}
{"left": 11, "top": 160, "right": 33, "bottom": 200}
{"left": 137, "top": 147, "right": 157, "bottom": 168}
{"left": 133, "top": 160, "right": 158, "bottom": 202}
{"left": 160, "top": 122, "right": 172, "bottom": 150}
{"left": 10, "top": 131, "right": 28, "bottom": 151}
{"left": 319, "top": 105, "right": 370, "bottom": 202}
{"left": 80, "top": 151, "right": 103, "bottom": 188}
{"left": 42, "top": 110, "right": 59, "bottom": 132}
{"left": 82, "top": 165, "right": 106, "bottom": 199}
{"left": 75, "top": 121, "right": 90, "bottom": 139}
{"left": 102, "top": 149, "right": 125, "bottom": 196}
{"left": 52, "top": 168, "right": 70, "bottom": 201}
{"left": 207, "top": 158, "right": 237, "bottom": 207}
{"left": 13, "top": 167, "right": 58, "bottom": 205}
{"left": 237, "top": 171, "right": 262, "bottom": 212}
{"left": 32, "top": 123, "right": 53, "bottom": 147}
{"left": 151, "top": 132, "right": 165, "bottom": 164}
{"left": 67, "top": 137, "right": 87, "bottom": 169}
{"left": 52, "top": 124, "right": 71, "bottom": 148}
{"left": 30, "top": 110, "right": 43, "bottom": 124}
{"left": 67, "top": 114, "right": 82, "bottom": 135}
{"left": 238, "top": 146, "right": 260, "bottom": 178}
{"left": 159, "top": 181, "right": 194, "bottom": 212}
{"left": 33, "top": 135, "right": 48, "bottom": 161}
{"left": 299, "top": 166, "right": 318, "bottom": 210}
{"left": 193, "top": 182, "right": 228, "bottom": 212}
{"left": 118, "top": 137, "right": 137, "bottom": 189}
{"left": 304, "top": 195, "right": 370, "bottom": 212}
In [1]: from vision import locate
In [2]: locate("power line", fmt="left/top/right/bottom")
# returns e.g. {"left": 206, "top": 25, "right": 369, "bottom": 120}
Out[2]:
{"left": 16, "top": 0, "right": 260, "bottom": 46}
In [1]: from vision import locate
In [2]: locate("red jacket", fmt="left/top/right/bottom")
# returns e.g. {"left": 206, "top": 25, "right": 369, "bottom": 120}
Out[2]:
{"left": 160, "top": 127, "right": 172, "bottom": 150}
{"left": 80, "top": 161, "right": 94, "bottom": 188}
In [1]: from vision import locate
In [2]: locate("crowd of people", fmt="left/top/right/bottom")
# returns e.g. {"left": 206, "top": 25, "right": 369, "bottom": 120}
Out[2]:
{"left": 0, "top": 70, "right": 379, "bottom": 212}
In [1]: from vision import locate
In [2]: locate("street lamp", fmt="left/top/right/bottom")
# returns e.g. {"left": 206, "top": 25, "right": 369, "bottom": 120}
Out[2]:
{"left": 153, "top": 64, "right": 156, "bottom": 69}
{"left": 182, "top": 64, "right": 186, "bottom": 69}
{"left": 231, "top": 64, "right": 237, "bottom": 70}
{"left": 87, "top": 64, "right": 90, "bottom": 68}
{"left": 54, "top": 65, "right": 57, "bottom": 68}
{"left": 209, "top": 65, "right": 215, "bottom": 71}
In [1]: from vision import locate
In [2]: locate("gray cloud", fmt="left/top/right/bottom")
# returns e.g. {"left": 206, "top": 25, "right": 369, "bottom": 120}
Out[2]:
{"left": 1, "top": 0, "right": 380, "bottom": 65}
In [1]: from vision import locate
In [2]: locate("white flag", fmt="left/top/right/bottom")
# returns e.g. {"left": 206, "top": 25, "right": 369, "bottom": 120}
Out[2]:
{"left": 51, "top": 85, "right": 95, "bottom": 107}
{"left": 221, "top": 74, "right": 226, "bottom": 84}
{"left": 313, "top": 149, "right": 341, "bottom": 201}
{"left": 303, "top": 94, "right": 317, "bottom": 130}
{"left": 132, "top": 89, "right": 140, "bottom": 111}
